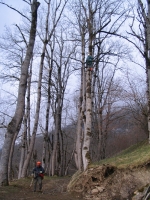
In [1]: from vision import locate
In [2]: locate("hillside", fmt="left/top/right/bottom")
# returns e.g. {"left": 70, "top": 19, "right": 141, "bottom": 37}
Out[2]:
{"left": 1, "top": 140, "right": 150, "bottom": 200}
{"left": 68, "top": 140, "right": 150, "bottom": 200}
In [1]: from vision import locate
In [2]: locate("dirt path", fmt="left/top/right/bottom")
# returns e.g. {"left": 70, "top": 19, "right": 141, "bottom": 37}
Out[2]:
{"left": 0, "top": 176, "right": 83, "bottom": 200}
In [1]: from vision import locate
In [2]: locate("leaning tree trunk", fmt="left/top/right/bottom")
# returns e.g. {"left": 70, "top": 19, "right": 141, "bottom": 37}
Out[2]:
{"left": 21, "top": 36, "right": 48, "bottom": 178}
{"left": 0, "top": 0, "right": 40, "bottom": 186}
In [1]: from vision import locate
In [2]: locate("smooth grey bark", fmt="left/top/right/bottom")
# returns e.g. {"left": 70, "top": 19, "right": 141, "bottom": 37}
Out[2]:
{"left": 51, "top": 94, "right": 62, "bottom": 176}
{"left": 42, "top": 0, "right": 69, "bottom": 176}
{"left": 18, "top": 60, "right": 32, "bottom": 179}
{"left": 27, "top": 61, "right": 32, "bottom": 148}
{"left": 75, "top": 84, "right": 84, "bottom": 170}
{"left": 82, "top": 0, "right": 94, "bottom": 170}
{"left": 50, "top": 34, "right": 75, "bottom": 176}
{"left": 21, "top": 45, "right": 45, "bottom": 177}
{"left": 0, "top": 0, "right": 40, "bottom": 186}
{"left": 42, "top": 46, "right": 53, "bottom": 172}
{"left": 41, "top": 0, "right": 54, "bottom": 170}
{"left": 21, "top": 32, "right": 48, "bottom": 178}
{"left": 82, "top": 70, "right": 92, "bottom": 170}
{"left": 41, "top": 0, "right": 51, "bottom": 171}
{"left": 50, "top": 51, "right": 66, "bottom": 176}
{"left": 8, "top": 131, "right": 18, "bottom": 181}
{"left": 75, "top": 38, "right": 86, "bottom": 171}
{"left": 18, "top": 117, "right": 27, "bottom": 179}
{"left": 21, "top": 0, "right": 68, "bottom": 176}
{"left": 42, "top": 67, "right": 52, "bottom": 170}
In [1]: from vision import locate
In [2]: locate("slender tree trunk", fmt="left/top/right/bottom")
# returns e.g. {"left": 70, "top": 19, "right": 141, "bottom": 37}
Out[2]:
{"left": 18, "top": 60, "right": 33, "bottom": 179}
{"left": 43, "top": 50, "right": 53, "bottom": 173}
{"left": 75, "top": 21, "right": 86, "bottom": 171}
{"left": 0, "top": 0, "right": 40, "bottom": 186}
{"left": 21, "top": 39, "right": 47, "bottom": 177}
{"left": 75, "top": 93, "right": 83, "bottom": 170}
{"left": 146, "top": 0, "right": 150, "bottom": 143}
{"left": 18, "top": 118, "right": 27, "bottom": 179}
{"left": 41, "top": 0, "right": 51, "bottom": 170}
{"left": 82, "top": 70, "right": 92, "bottom": 170}
{"left": 8, "top": 131, "right": 18, "bottom": 181}
{"left": 27, "top": 60, "right": 33, "bottom": 149}
{"left": 59, "top": 130, "right": 64, "bottom": 176}
{"left": 82, "top": 1, "right": 93, "bottom": 170}
{"left": 51, "top": 94, "right": 62, "bottom": 176}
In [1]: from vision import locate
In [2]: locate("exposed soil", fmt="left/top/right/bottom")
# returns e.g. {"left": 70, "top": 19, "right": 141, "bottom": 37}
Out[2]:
{"left": 68, "top": 164, "right": 150, "bottom": 200}
{"left": 1, "top": 164, "right": 150, "bottom": 200}
{"left": 0, "top": 176, "right": 83, "bottom": 200}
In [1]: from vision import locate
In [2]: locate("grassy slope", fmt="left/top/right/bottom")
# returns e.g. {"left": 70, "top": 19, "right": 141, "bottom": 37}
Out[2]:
{"left": 91, "top": 140, "right": 150, "bottom": 169}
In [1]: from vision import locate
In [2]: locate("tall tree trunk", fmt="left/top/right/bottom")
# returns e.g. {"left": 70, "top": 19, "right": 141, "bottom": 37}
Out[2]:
{"left": 27, "top": 59, "right": 33, "bottom": 148}
{"left": 82, "top": 1, "right": 93, "bottom": 170}
{"left": 21, "top": 0, "right": 55, "bottom": 177}
{"left": 59, "top": 130, "right": 64, "bottom": 176}
{"left": 21, "top": 40, "right": 47, "bottom": 177}
{"left": 0, "top": 0, "right": 40, "bottom": 186}
{"left": 18, "top": 117, "right": 27, "bottom": 179}
{"left": 75, "top": 86, "right": 84, "bottom": 170}
{"left": 18, "top": 60, "right": 33, "bottom": 179}
{"left": 75, "top": 18, "right": 86, "bottom": 171}
{"left": 51, "top": 93, "right": 62, "bottom": 176}
{"left": 42, "top": 48, "right": 53, "bottom": 173}
{"left": 146, "top": 0, "right": 150, "bottom": 143}
{"left": 8, "top": 131, "right": 18, "bottom": 181}
{"left": 82, "top": 70, "right": 92, "bottom": 170}
{"left": 41, "top": 0, "right": 51, "bottom": 171}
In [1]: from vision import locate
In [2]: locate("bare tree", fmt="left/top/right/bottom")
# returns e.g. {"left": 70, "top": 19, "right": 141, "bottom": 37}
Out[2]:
{"left": 70, "top": 0, "right": 128, "bottom": 170}
{"left": 18, "top": 58, "right": 33, "bottom": 179}
{"left": 121, "top": 0, "right": 150, "bottom": 141}
{"left": 49, "top": 29, "right": 76, "bottom": 176}
{"left": 75, "top": 17, "right": 86, "bottom": 171}
{"left": 0, "top": 0, "right": 40, "bottom": 185}
{"left": 20, "top": 0, "right": 52, "bottom": 178}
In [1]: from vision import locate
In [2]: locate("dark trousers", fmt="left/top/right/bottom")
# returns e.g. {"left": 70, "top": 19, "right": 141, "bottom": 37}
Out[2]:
{"left": 34, "top": 176, "right": 43, "bottom": 191}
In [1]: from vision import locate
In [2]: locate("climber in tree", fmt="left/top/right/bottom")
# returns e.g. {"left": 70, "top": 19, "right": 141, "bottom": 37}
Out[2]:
{"left": 86, "top": 54, "right": 94, "bottom": 71}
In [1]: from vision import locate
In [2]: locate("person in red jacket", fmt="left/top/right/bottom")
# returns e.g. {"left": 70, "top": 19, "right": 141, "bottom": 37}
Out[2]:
{"left": 32, "top": 161, "right": 45, "bottom": 192}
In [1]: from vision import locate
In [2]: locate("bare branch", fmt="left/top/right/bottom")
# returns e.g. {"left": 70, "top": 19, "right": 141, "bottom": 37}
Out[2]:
{"left": 15, "top": 24, "right": 28, "bottom": 47}
{"left": 0, "top": 2, "right": 30, "bottom": 21}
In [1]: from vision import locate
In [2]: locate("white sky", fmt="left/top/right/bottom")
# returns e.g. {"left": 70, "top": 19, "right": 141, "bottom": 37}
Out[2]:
{"left": 0, "top": 0, "right": 147, "bottom": 147}
{"left": 0, "top": 0, "right": 26, "bottom": 34}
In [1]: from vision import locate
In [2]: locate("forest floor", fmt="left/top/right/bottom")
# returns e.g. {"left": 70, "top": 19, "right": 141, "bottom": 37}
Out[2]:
{"left": 1, "top": 141, "right": 150, "bottom": 200}
{"left": 0, "top": 176, "right": 84, "bottom": 200}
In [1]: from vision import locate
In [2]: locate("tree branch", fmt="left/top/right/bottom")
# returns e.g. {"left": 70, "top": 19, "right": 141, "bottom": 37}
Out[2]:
{"left": 0, "top": 2, "right": 30, "bottom": 21}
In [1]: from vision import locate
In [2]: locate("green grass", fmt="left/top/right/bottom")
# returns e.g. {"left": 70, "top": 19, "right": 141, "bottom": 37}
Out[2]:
{"left": 91, "top": 140, "right": 150, "bottom": 169}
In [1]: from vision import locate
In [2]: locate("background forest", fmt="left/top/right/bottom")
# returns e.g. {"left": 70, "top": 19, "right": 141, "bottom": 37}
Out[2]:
{"left": 0, "top": 0, "right": 148, "bottom": 186}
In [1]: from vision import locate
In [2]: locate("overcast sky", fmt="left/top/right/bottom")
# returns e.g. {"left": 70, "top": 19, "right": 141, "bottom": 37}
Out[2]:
{"left": 0, "top": 0, "right": 27, "bottom": 34}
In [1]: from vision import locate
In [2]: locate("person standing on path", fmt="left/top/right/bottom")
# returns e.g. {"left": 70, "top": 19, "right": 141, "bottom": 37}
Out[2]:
{"left": 32, "top": 161, "right": 45, "bottom": 192}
